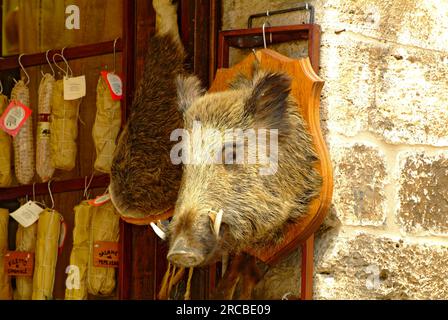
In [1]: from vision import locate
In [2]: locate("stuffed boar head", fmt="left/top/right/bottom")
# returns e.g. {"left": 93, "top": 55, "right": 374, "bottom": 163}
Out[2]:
{"left": 166, "top": 70, "right": 322, "bottom": 268}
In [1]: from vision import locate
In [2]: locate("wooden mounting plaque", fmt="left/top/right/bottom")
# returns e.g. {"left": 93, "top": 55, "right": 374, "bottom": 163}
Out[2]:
{"left": 209, "top": 49, "right": 333, "bottom": 265}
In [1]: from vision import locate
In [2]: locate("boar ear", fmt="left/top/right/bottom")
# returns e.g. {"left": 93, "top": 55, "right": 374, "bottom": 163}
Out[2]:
{"left": 245, "top": 71, "right": 291, "bottom": 129}
{"left": 176, "top": 74, "right": 205, "bottom": 113}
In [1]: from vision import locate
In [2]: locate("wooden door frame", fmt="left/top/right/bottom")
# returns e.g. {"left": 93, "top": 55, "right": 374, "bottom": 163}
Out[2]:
{"left": 118, "top": 0, "right": 221, "bottom": 300}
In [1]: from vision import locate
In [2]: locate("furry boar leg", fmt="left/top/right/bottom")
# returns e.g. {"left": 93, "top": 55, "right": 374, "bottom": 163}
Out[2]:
{"left": 212, "top": 254, "right": 246, "bottom": 300}
{"left": 213, "top": 254, "right": 262, "bottom": 300}
{"left": 153, "top": 0, "right": 181, "bottom": 44}
{"left": 238, "top": 256, "right": 262, "bottom": 300}
{"left": 109, "top": 0, "right": 187, "bottom": 219}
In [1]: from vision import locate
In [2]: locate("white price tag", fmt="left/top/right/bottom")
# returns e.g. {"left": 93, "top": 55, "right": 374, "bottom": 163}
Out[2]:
{"left": 107, "top": 73, "right": 123, "bottom": 98}
{"left": 64, "top": 75, "right": 86, "bottom": 100}
{"left": 10, "top": 201, "right": 44, "bottom": 227}
{"left": 101, "top": 71, "right": 123, "bottom": 100}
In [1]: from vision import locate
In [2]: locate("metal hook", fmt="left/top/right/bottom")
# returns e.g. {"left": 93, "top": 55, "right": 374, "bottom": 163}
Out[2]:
{"left": 262, "top": 21, "right": 272, "bottom": 49}
{"left": 41, "top": 50, "right": 55, "bottom": 77}
{"left": 53, "top": 48, "right": 73, "bottom": 78}
{"left": 113, "top": 38, "right": 119, "bottom": 74}
{"left": 47, "top": 180, "right": 55, "bottom": 209}
{"left": 83, "top": 172, "right": 95, "bottom": 199}
{"left": 18, "top": 54, "right": 30, "bottom": 85}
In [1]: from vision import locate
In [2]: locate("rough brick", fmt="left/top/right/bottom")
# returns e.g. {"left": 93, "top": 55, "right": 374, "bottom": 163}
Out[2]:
{"left": 331, "top": 143, "right": 387, "bottom": 226}
{"left": 318, "top": 0, "right": 448, "bottom": 52}
{"left": 369, "top": 45, "right": 448, "bottom": 146}
{"left": 397, "top": 151, "right": 448, "bottom": 235}
{"left": 314, "top": 230, "right": 448, "bottom": 299}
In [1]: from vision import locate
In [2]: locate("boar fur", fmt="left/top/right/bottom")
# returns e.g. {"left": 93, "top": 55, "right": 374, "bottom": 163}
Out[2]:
{"left": 110, "top": 0, "right": 191, "bottom": 219}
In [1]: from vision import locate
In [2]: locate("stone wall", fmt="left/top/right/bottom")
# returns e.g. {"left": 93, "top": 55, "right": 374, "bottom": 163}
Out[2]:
{"left": 222, "top": 0, "right": 448, "bottom": 299}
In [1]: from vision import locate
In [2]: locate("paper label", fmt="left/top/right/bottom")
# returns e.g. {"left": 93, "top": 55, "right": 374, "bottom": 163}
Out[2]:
{"left": 64, "top": 75, "right": 86, "bottom": 100}
{"left": 101, "top": 71, "right": 123, "bottom": 101}
{"left": 0, "top": 100, "right": 32, "bottom": 137}
{"left": 10, "top": 201, "right": 44, "bottom": 227}
{"left": 93, "top": 241, "right": 119, "bottom": 268}
{"left": 4, "top": 251, "right": 34, "bottom": 277}
{"left": 37, "top": 121, "right": 51, "bottom": 139}
{"left": 88, "top": 193, "right": 111, "bottom": 207}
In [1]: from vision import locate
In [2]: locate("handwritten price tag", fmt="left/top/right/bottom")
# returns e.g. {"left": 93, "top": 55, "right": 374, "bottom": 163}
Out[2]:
{"left": 93, "top": 241, "right": 119, "bottom": 268}
{"left": 4, "top": 251, "right": 34, "bottom": 277}
{"left": 10, "top": 201, "right": 44, "bottom": 227}
{"left": 0, "top": 100, "right": 32, "bottom": 137}
{"left": 64, "top": 75, "right": 86, "bottom": 100}
{"left": 101, "top": 71, "right": 123, "bottom": 101}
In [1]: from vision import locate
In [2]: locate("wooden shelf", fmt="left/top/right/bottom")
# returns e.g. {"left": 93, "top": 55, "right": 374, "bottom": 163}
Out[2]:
{"left": 0, "top": 175, "right": 110, "bottom": 201}
{"left": 0, "top": 39, "right": 123, "bottom": 72}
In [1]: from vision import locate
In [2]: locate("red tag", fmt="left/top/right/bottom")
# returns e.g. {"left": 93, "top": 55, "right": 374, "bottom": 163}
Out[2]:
{"left": 58, "top": 220, "right": 67, "bottom": 256}
{"left": 0, "top": 100, "right": 32, "bottom": 137}
{"left": 4, "top": 251, "right": 34, "bottom": 277}
{"left": 93, "top": 241, "right": 119, "bottom": 268}
{"left": 88, "top": 194, "right": 111, "bottom": 207}
{"left": 100, "top": 71, "right": 123, "bottom": 101}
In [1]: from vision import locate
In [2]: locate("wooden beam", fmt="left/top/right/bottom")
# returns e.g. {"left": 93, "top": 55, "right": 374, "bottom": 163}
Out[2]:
{"left": 0, "top": 175, "right": 110, "bottom": 201}
{"left": 0, "top": 40, "right": 123, "bottom": 72}
{"left": 118, "top": 0, "right": 136, "bottom": 301}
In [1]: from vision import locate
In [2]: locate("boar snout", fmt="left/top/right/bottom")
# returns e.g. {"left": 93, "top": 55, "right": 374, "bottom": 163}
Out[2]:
{"left": 167, "top": 236, "right": 205, "bottom": 267}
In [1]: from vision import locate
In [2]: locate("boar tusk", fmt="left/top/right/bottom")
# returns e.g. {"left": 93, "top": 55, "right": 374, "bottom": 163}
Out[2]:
{"left": 150, "top": 221, "right": 166, "bottom": 240}
{"left": 208, "top": 209, "right": 223, "bottom": 237}
{"left": 209, "top": 212, "right": 216, "bottom": 235}
{"left": 214, "top": 209, "right": 223, "bottom": 236}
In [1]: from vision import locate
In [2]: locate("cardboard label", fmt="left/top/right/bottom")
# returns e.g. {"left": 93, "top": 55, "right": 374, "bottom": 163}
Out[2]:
{"left": 64, "top": 75, "right": 86, "bottom": 100}
{"left": 4, "top": 251, "right": 34, "bottom": 277}
{"left": 93, "top": 241, "right": 119, "bottom": 268}
{"left": 10, "top": 201, "right": 44, "bottom": 227}
{"left": 101, "top": 71, "right": 123, "bottom": 101}
{"left": 0, "top": 100, "right": 32, "bottom": 137}
{"left": 88, "top": 194, "right": 111, "bottom": 207}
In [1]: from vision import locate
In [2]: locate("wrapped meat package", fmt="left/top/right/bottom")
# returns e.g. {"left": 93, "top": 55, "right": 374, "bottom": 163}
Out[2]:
{"left": 0, "top": 209, "right": 12, "bottom": 300}
{"left": 11, "top": 80, "right": 35, "bottom": 185}
{"left": 93, "top": 76, "right": 121, "bottom": 173}
{"left": 50, "top": 80, "right": 80, "bottom": 171}
{"left": 0, "top": 94, "right": 13, "bottom": 187}
{"left": 87, "top": 202, "right": 120, "bottom": 296}
{"left": 36, "top": 74, "right": 56, "bottom": 182}
{"left": 32, "top": 209, "right": 62, "bottom": 300}
{"left": 14, "top": 223, "right": 37, "bottom": 300}
{"left": 65, "top": 201, "right": 92, "bottom": 300}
